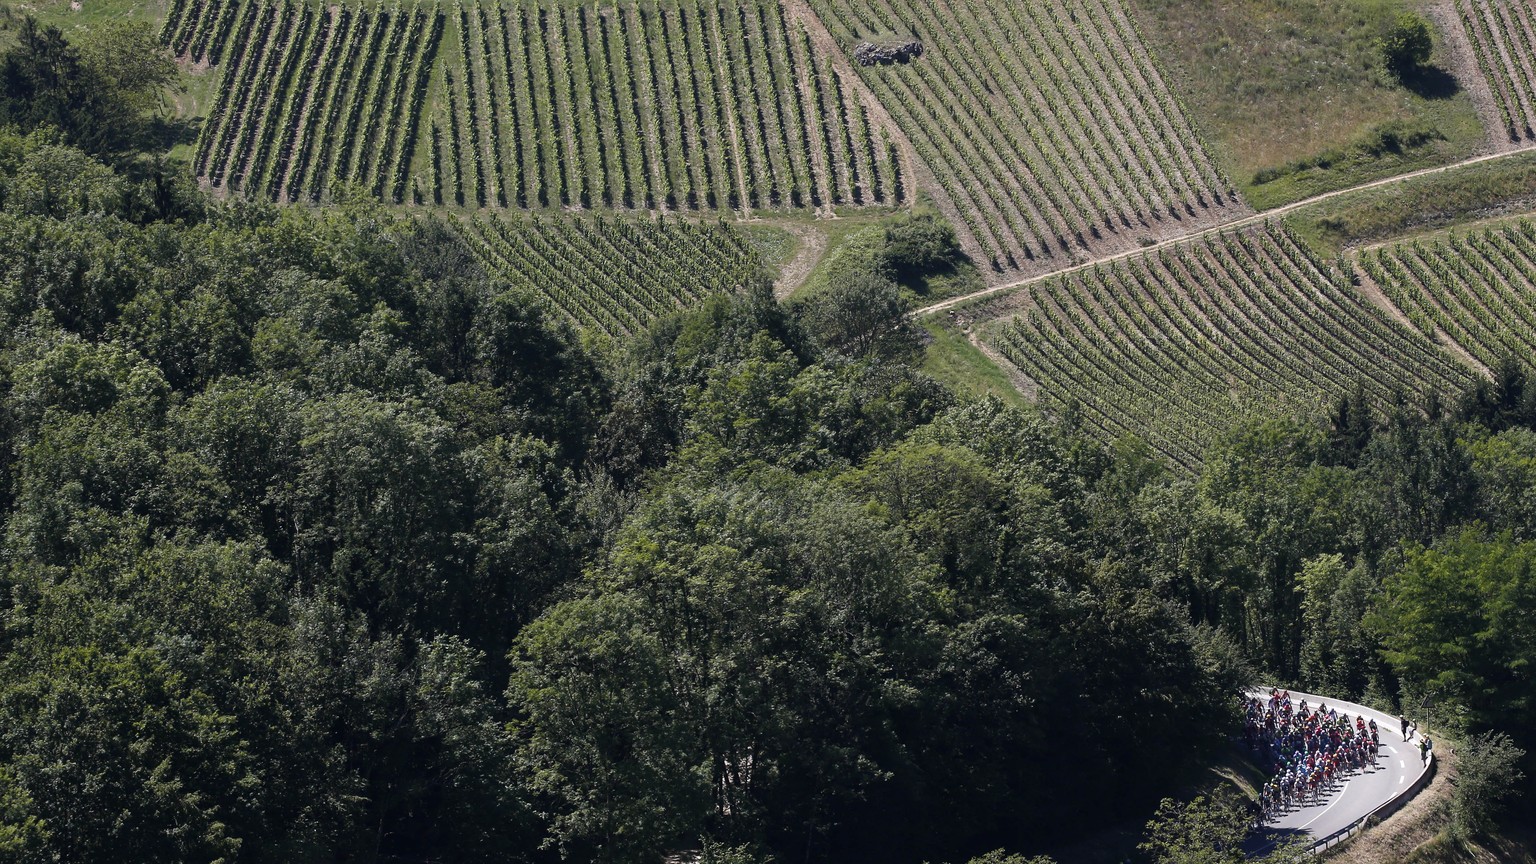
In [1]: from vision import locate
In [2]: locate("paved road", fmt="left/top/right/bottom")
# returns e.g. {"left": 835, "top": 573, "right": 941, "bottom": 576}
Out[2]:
{"left": 1246, "top": 689, "right": 1434, "bottom": 855}
{"left": 916, "top": 143, "right": 1536, "bottom": 318}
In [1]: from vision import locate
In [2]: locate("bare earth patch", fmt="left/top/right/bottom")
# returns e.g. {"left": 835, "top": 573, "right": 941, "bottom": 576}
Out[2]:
{"left": 771, "top": 223, "right": 829, "bottom": 299}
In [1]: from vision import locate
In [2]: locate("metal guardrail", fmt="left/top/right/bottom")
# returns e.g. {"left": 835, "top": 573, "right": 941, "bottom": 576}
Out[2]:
{"left": 1311, "top": 750, "right": 1435, "bottom": 854}
{"left": 1248, "top": 688, "right": 1438, "bottom": 857}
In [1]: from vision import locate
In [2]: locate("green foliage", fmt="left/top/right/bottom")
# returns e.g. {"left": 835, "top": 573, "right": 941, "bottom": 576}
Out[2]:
{"left": 882, "top": 212, "right": 960, "bottom": 279}
{"left": 1139, "top": 793, "right": 1309, "bottom": 864}
{"left": 1251, "top": 119, "right": 1444, "bottom": 186}
{"left": 1138, "top": 794, "right": 1250, "bottom": 864}
{"left": 1449, "top": 730, "right": 1526, "bottom": 843}
{"left": 1467, "top": 426, "right": 1536, "bottom": 541}
{"left": 702, "top": 839, "right": 776, "bottom": 864}
{"left": 9, "top": 112, "right": 1536, "bottom": 864}
{"left": 798, "top": 270, "right": 919, "bottom": 361}
{"left": 76, "top": 23, "right": 180, "bottom": 117}
{"left": 1370, "top": 530, "right": 1536, "bottom": 738}
{"left": 1296, "top": 553, "right": 1380, "bottom": 699}
{"left": 1381, "top": 12, "right": 1434, "bottom": 77}
{"left": 0, "top": 767, "right": 46, "bottom": 857}
{"left": 0, "top": 18, "right": 174, "bottom": 157}
{"left": 510, "top": 470, "right": 937, "bottom": 860}
{"left": 961, "top": 851, "right": 1056, "bottom": 864}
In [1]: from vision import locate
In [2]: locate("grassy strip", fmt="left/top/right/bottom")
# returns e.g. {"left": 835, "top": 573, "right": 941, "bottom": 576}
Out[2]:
{"left": 920, "top": 318, "right": 1029, "bottom": 409}
{"left": 739, "top": 223, "right": 797, "bottom": 272}
{"left": 1284, "top": 149, "right": 1536, "bottom": 256}
{"left": 1130, "top": 0, "right": 1485, "bottom": 211}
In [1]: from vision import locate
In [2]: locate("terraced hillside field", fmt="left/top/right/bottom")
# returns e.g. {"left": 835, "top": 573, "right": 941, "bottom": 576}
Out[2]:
{"left": 1455, "top": 0, "right": 1536, "bottom": 141}
{"left": 165, "top": 0, "right": 903, "bottom": 213}
{"left": 451, "top": 214, "right": 767, "bottom": 335}
{"left": 806, "top": 0, "right": 1246, "bottom": 276}
{"left": 988, "top": 224, "right": 1474, "bottom": 468}
{"left": 1360, "top": 218, "right": 1536, "bottom": 369}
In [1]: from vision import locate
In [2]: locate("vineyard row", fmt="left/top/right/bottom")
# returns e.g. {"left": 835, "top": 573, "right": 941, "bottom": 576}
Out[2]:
{"left": 1361, "top": 218, "right": 1536, "bottom": 370}
{"left": 989, "top": 224, "right": 1472, "bottom": 468}
{"left": 1454, "top": 0, "right": 1536, "bottom": 141}
{"left": 185, "top": 0, "right": 443, "bottom": 204}
{"left": 452, "top": 213, "right": 767, "bottom": 336}
{"left": 167, "top": 0, "right": 901, "bottom": 213}
{"left": 808, "top": 0, "right": 1244, "bottom": 275}
{"left": 425, "top": 0, "right": 900, "bottom": 212}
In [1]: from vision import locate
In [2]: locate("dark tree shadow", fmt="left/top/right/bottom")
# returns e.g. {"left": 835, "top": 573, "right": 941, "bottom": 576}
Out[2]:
{"left": 1244, "top": 825, "right": 1312, "bottom": 857}
{"left": 1399, "top": 64, "right": 1462, "bottom": 100}
{"left": 144, "top": 115, "right": 203, "bottom": 151}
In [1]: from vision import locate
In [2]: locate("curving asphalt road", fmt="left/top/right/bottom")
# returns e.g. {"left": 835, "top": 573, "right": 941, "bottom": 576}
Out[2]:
{"left": 1245, "top": 689, "right": 1434, "bottom": 855}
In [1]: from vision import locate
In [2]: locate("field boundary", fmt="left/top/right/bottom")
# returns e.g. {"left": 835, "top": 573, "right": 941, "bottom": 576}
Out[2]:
{"left": 917, "top": 143, "right": 1536, "bottom": 318}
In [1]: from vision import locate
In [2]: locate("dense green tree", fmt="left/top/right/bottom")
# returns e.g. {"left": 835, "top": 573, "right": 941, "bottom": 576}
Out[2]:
{"left": 1197, "top": 419, "right": 1348, "bottom": 675}
{"left": 1139, "top": 793, "right": 1307, "bottom": 864}
{"left": 1370, "top": 529, "right": 1536, "bottom": 739}
{"left": 4, "top": 114, "right": 1536, "bottom": 863}
{"left": 510, "top": 470, "right": 938, "bottom": 861}
{"left": 1295, "top": 553, "right": 1380, "bottom": 700}
{"left": 0, "top": 19, "right": 174, "bottom": 156}
{"left": 1139, "top": 794, "right": 1250, "bottom": 864}
{"left": 961, "top": 851, "right": 1056, "bottom": 864}
{"left": 1449, "top": 731, "right": 1526, "bottom": 843}
{"left": 1467, "top": 426, "right": 1536, "bottom": 540}
{"left": 797, "top": 270, "right": 920, "bottom": 361}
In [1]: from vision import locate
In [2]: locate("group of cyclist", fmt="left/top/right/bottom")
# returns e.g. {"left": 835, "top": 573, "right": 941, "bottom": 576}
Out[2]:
{"left": 1244, "top": 689, "right": 1382, "bottom": 823}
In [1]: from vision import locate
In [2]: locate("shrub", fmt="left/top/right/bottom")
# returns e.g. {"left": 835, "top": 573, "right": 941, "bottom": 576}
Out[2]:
{"left": 1448, "top": 730, "right": 1526, "bottom": 843}
{"left": 881, "top": 212, "right": 959, "bottom": 278}
{"left": 1381, "top": 13, "right": 1433, "bottom": 77}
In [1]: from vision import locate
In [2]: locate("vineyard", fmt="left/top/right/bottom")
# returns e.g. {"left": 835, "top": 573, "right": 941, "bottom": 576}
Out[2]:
{"left": 988, "top": 224, "right": 1474, "bottom": 468}
{"left": 171, "top": 0, "right": 445, "bottom": 203}
{"left": 1361, "top": 219, "right": 1536, "bottom": 370}
{"left": 429, "top": 0, "right": 901, "bottom": 212}
{"left": 1454, "top": 0, "right": 1536, "bottom": 141}
{"left": 805, "top": 0, "right": 1245, "bottom": 275}
{"left": 164, "top": 0, "right": 900, "bottom": 213}
{"left": 452, "top": 214, "right": 767, "bottom": 335}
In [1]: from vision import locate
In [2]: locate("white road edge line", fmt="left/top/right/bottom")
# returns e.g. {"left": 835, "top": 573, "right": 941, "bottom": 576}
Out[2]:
{"left": 1297, "top": 778, "right": 1354, "bottom": 831}
{"left": 1248, "top": 689, "right": 1433, "bottom": 844}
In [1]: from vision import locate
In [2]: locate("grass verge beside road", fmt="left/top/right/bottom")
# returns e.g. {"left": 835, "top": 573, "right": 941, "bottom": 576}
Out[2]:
{"left": 1284, "top": 148, "right": 1536, "bottom": 255}
{"left": 919, "top": 319, "right": 1029, "bottom": 409}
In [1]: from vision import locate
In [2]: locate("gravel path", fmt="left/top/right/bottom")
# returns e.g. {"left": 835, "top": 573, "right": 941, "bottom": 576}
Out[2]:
{"left": 917, "top": 143, "right": 1536, "bottom": 318}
